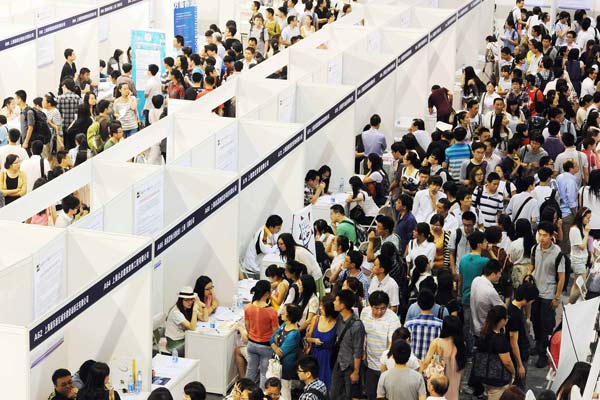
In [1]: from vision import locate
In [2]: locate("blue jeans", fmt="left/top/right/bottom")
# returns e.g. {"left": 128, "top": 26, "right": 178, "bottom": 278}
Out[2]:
{"left": 246, "top": 341, "right": 273, "bottom": 388}
{"left": 123, "top": 127, "right": 138, "bottom": 138}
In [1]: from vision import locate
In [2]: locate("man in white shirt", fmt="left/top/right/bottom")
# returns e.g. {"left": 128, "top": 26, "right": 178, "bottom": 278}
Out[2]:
{"left": 470, "top": 259, "right": 504, "bottom": 337}
{"left": 360, "top": 290, "right": 401, "bottom": 400}
{"left": 482, "top": 98, "right": 507, "bottom": 129}
{"left": 54, "top": 194, "right": 80, "bottom": 228}
{"left": 510, "top": 0, "right": 524, "bottom": 32}
{"left": 368, "top": 255, "right": 400, "bottom": 312}
{"left": 242, "top": 47, "right": 257, "bottom": 71}
{"left": 581, "top": 67, "right": 598, "bottom": 98}
{"left": 576, "top": 18, "right": 596, "bottom": 50}
{"left": 408, "top": 118, "right": 430, "bottom": 152}
{"left": 413, "top": 176, "right": 446, "bottom": 223}
{"left": 554, "top": 12, "right": 570, "bottom": 48}
{"left": 241, "top": 215, "right": 283, "bottom": 277}
{"left": 0, "top": 128, "right": 29, "bottom": 169}
{"left": 506, "top": 176, "right": 539, "bottom": 225}
{"left": 554, "top": 133, "right": 588, "bottom": 187}
{"left": 281, "top": 15, "right": 300, "bottom": 47}
{"left": 143, "top": 64, "right": 162, "bottom": 125}
{"left": 20, "top": 140, "right": 50, "bottom": 193}
{"left": 533, "top": 167, "right": 560, "bottom": 205}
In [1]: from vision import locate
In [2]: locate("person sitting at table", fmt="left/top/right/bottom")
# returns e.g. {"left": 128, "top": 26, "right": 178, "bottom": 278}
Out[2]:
{"left": 165, "top": 286, "right": 201, "bottom": 356}
{"left": 242, "top": 214, "right": 284, "bottom": 279}
{"left": 305, "top": 169, "right": 326, "bottom": 206}
{"left": 278, "top": 233, "right": 325, "bottom": 297}
{"left": 245, "top": 280, "right": 280, "bottom": 389}
{"left": 265, "top": 264, "right": 289, "bottom": 312}
{"left": 76, "top": 362, "right": 121, "bottom": 400}
{"left": 49, "top": 368, "right": 78, "bottom": 400}
{"left": 319, "top": 164, "right": 332, "bottom": 194}
{"left": 347, "top": 176, "right": 379, "bottom": 226}
{"left": 193, "top": 275, "right": 220, "bottom": 322}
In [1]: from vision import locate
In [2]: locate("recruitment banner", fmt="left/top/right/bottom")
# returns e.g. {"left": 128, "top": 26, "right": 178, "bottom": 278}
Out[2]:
{"left": 292, "top": 205, "right": 316, "bottom": 255}
{"left": 131, "top": 29, "right": 166, "bottom": 114}
{"left": 174, "top": 0, "right": 198, "bottom": 53}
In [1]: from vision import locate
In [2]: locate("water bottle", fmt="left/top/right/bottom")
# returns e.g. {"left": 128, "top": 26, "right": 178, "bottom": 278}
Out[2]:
{"left": 127, "top": 373, "right": 134, "bottom": 393}
{"left": 136, "top": 370, "right": 142, "bottom": 393}
{"left": 209, "top": 317, "right": 216, "bottom": 330}
{"left": 338, "top": 177, "right": 344, "bottom": 193}
{"left": 171, "top": 348, "right": 178, "bottom": 364}
{"left": 232, "top": 294, "right": 238, "bottom": 312}
{"left": 237, "top": 293, "right": 244, "bottom": 311}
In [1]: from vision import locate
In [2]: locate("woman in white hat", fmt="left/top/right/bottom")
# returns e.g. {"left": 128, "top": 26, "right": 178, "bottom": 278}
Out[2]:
{"left": 165, "top": 286, "right": 200, "bottom": 356}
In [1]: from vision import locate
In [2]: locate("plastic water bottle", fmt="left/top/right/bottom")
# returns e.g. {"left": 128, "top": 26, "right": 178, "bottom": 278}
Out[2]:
{"left": 237, "top": 293, "right": 244, "bottom": 311}
{"left": 232, "top": 294, "right": 238, "bottom": 312}
{"left": 209, "top": 317, "right": 216, "bottom": 330}
{"left": 127, "top": 373, "right": 134, "bottom": 393}
{"left": 136, "top": 370, "right": 142, "bottom": 393}
{"left": 338, "top": 177, "right": 344, "bottom": 193}
{"left": 171, "top": 348, "right": 178, "bottom": 364}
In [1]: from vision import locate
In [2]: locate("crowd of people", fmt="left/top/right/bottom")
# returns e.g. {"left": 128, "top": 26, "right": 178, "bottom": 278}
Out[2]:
{"left": 0, "top": 0, "right": 354, "bottom": 221}
{"left": 32, "top": 0, "right": 600, "bottom": 399}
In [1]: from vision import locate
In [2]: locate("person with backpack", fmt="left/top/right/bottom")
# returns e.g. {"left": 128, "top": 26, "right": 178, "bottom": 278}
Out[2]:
{"left": 363, "top": 153, "right": 389, "bottom": 207}
{"left": 330, "top": 204, "right": 358, "bottom": 245}
{"left": 500, "top": 20, "right": 519, "bottom": 53}
{"left": 568, "top": 207, "right": 592, "bottom": 304}
{"left": 394, "top": 194, "right": 418, "bottom": 256}
{"left": 366, "top": 215, "right": 400, "bottom": 262}
{"left": 506, "top": 176, "right": 540, "bottom": 224}
{"left": 14, "top": 90, "right": 35, "bottom": 150}
{"left": 530, "top": 221, "right": 566, "bottom": 368}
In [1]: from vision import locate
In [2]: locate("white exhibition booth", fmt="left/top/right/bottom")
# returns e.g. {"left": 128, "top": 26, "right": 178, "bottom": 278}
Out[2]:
{"left": 0, "top": 0, "right": 151, "bottom": 98}
{"left": 0, "top": 222, "right": 153, "bottom": 399}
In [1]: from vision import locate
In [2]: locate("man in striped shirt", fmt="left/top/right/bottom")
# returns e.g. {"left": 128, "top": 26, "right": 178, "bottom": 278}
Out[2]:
{"left": 360, "top": 291, "right": 401, "bottom": 400}
{"left": 444, "top": 127, "right": 472, "bottom": 181}
{"left": 473, "top": 172, "right": 504, "bottom": 228}
{"left": 405, "top": 289, "right": 443, "bottom": 360}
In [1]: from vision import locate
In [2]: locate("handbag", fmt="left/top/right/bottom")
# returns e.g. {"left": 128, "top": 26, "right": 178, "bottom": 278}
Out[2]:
{"left": 266, "top": 355, "right": 282, "bottom": 379}
{"left": 472, "top": 349, "right": 513, "bottom": 387}
{"left": 349, "top": 204, "right": 366, "bottom": 221}
{"left": 423, "top": 339, "right": 446, "bottom": 379}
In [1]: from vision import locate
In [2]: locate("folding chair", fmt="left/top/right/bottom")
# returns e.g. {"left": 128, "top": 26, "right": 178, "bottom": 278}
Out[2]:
{"left": 545, "top": 348, "right": 558, "bottom": 390}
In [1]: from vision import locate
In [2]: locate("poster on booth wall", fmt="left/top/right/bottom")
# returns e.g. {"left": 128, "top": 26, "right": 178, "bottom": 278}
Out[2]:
{"left": 215, "top": 125, "right": 238, "bottom": 172}
{"left": 131, "top": 30, "right": 167, "bottom": 92}
{"left": 36, "top": 7, "right": 55, "bottom": 67}
{"left": 33, "top": 234, "right": 66, "bottom": 321}
{"left": 174, "top": 0, "right": 198, "bottom": 53}
{"left": 327, "top": 58, "right": 343, "bottom": 85}
{"left": 133, "top": 173, "right": 164, "bottom": 237}
{"left": 292, "top": 205, "right": 316, "bottom": 255}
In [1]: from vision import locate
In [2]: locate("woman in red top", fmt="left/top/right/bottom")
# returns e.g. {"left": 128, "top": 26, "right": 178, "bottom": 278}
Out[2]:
{"left": 244, "top": 280, "right": 279, "bottom": 388}
{"left": 167, "top": 68, "right": 186, "bottom": 99}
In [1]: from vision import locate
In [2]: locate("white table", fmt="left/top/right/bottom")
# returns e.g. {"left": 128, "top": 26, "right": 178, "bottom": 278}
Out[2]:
{"left": 185, "top": 308, "right": 242, "bottom": 395}
{"left": 313, "top": 193, "right": 348, "bottom": 223}
{"left": 259, "top": 253, "right": 286, "bottom": 280}
{"left": 151, "top": 354, "right": 200, "bottom": 399}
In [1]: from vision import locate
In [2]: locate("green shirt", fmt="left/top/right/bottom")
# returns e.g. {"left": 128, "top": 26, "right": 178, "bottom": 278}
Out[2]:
{"left": 459, "top": 253, "right": 489, "bottom": 304}
{"left": 337, "top": 218, "right": 358, "bottom": 244}
{"left": 103, "top": 138, "right": 117, "bottom": 151}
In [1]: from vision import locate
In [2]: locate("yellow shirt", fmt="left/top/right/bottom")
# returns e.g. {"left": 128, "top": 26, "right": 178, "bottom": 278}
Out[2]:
{"left": 265, "top": 20, "right": 282, "bottom": 38}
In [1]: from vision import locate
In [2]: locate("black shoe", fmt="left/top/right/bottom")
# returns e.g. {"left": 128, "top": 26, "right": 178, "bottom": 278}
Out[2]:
{"left": 535, "top": 356, "right": 548, "bottom": 368}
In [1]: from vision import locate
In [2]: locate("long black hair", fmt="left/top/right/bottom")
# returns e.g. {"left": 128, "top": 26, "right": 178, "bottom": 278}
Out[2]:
{"left": 278, "top": 232, "right": 297, "bottom": 261}
{"left": 250, "top": 280, "right": 272, "bottom": 303}
{"left": 78, "top": 362, "right": 110, "bottom": 400}
{"left": 515, "top": 219, "right": 535, "bottom": 258}
{"left": 193, "top": 275, "right": 213, "bottom": 302}
{"left": 556, "top": 362, "right": 591, "bottom": 400}
{"left": 587, "top": 169, "right": 600, "bottom": 200}
{"left": 349, "top": 175, "right": 369, "bottom": 198}
{"left": 440, "top": 316, "right": 467, "bottom": 371}
{"left": 409, "top": 255, "right": 429, "bottom": 294}
{"left": 573, "top": 207, "right": 592, "bottom": 238}
{"left": 297, "top": 274, "right": 317, "bottom": 314}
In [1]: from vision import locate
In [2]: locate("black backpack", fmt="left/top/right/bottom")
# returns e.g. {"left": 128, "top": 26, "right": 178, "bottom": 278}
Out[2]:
{"left": 528, "top": 115, "right": 547, "bottom": 133}
{"left": 531, "top": 243, "right": 571, "bottom": 292}
{"left": 539, "top": 189, "right": 562, "bottom": 219}
{"left": 27, "top": 107, "right": 52, "bottom": 144}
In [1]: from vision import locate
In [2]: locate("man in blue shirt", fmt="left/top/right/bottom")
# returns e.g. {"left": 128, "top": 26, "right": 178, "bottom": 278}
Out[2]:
{"left": 394, "top": 194, "right": 417, "bottom": 256}
{"left": 556, "top": 159, "right": 579, "bottom": 253}
{"left": 0, "top": 115, "right": 8, "bottom": 146}
{"left": 361, "top": 114, "right": 386, "bottom": 157}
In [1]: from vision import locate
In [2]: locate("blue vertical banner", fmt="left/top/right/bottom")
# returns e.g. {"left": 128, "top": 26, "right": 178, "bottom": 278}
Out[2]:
{"left": 174, "top": 0, "right": 198, "bottom": 53}
{"left": 131, "top": 30, "right": 167, "bottom": 115}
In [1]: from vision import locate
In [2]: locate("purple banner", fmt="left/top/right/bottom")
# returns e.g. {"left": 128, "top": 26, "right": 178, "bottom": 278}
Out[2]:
{"left": 38, "top": 9, "right": 98, "bottom": 37}
{"left": 0, "top": 30, "right": 36, "bottom": 52}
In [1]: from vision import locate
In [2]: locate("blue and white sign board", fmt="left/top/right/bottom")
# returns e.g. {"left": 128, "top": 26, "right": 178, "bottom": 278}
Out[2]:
{"left": 174, "top": 1, "right": 198, "bottom": 53}
{"left": 131, "top": 29, "right": 166, "bottom": 114}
